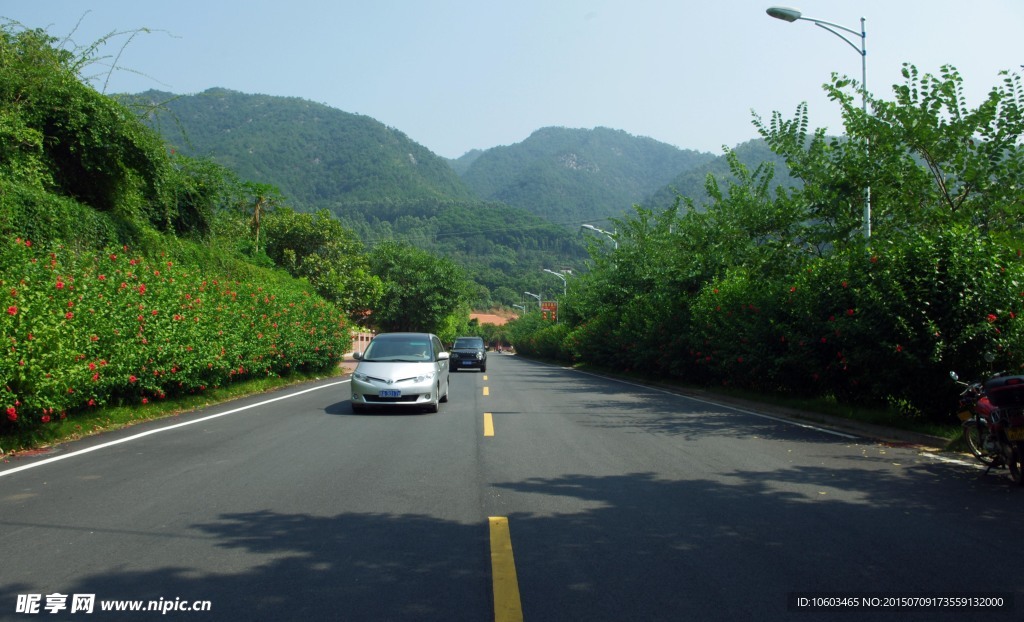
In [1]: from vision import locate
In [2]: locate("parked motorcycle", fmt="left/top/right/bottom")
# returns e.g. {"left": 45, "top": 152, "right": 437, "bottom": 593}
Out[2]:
{"left": 952, "top": 369, "right": 1024, "bottom": 485}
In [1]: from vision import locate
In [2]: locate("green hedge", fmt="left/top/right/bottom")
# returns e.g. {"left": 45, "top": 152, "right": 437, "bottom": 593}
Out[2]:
{"left": 1, "top": 236, "right": 349, "bottom": 432}
{"left": 516, "top": 226, "right": 1024, "bottom": 420}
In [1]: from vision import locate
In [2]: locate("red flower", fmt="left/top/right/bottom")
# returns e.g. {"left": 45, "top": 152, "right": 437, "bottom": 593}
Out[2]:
{"left": 6, "top": 306, "right": 16, "bottom": 315}
{"left": 129, "top": 375, "right": 138, "bottom": 383}
{"left": 987, "top": 314, "right": 998, "bottom": 323}
{"left": 6, "top": 406, "right": 16, "bottom": 421}
{"left": 41, "top": 414, "right": 50, "bottom": 423}
{"left": 65, "top": 311, "right": 73, "bottom": 320}
{"left": 55, "top": 280, "right": 65, "bottom": 290}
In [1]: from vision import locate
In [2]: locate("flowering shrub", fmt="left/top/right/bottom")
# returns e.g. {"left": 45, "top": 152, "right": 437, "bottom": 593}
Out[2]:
{"left": 514, "top": 225, "right": 1024, "bottom": 420}
{"left": 1, "top": 237, "right": 349, "bottom": 433}
{"left": 685, "top": 227, "right": 1024, "bottom": 415}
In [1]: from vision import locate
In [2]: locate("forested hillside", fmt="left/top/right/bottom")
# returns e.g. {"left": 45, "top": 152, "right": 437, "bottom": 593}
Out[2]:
{"left": 133, "top": 88, "right": 473, "bottom": 208}
{"left": 135, "top": 89, "right": 590, "bottom": 307}
{"left": 458, "top": 126, "right": 715, "bottom": 223}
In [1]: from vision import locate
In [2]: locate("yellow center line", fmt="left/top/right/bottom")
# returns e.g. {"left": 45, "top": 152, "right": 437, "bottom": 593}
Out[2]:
{"left": 489, "top": 516, "right": 523, "bottom": 622}
{"left": 483, "top": 386, "right": 490, "bottom": 396}
{"left": 484, "top": 412, "right": 494, "bottom": 437}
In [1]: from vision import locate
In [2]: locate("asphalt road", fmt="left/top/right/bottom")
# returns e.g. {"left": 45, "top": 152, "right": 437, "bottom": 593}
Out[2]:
{"left": 1, "top": 354, "right": 1022, "bottom": 621}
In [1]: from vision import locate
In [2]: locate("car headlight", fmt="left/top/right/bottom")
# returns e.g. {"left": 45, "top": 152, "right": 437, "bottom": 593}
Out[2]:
{"left": 353, "top": 372, "right": 369, "bottom": 382}
{"left": 415, "top": 372, "right": 436, "bottom": 382}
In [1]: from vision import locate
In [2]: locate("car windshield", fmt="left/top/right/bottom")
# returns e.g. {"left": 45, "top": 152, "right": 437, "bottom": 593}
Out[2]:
{"left": 454, "top": 338, "right": 483, "bottom": 349}
{"left": 362, "top": 338, "right": 433, "bottom": 362}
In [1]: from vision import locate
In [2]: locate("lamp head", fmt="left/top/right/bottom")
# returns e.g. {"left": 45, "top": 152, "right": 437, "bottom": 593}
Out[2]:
{"left": 766, "top": 6, "right": 802, "bottom": 22}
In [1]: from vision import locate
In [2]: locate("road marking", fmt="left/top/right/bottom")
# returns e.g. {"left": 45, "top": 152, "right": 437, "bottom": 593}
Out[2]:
{"left": 484, "top": 413, "right": 495, "bottom": 437}
{"left": 483, "top": 386, "right": 490, "bottom": 396}
{"left": 483, "top": 375, "right": 489, "bottom": 381}
{"left": 0, "top": 380, "right": 350, "bottom": 478}
{"left": 489, "top": 516, "right": 523, "bottom": 622}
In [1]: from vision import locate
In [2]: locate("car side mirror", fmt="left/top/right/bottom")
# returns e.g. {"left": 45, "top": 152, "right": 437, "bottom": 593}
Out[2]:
{"left": 438, "top": 352, "right": 450, "bottom": 361}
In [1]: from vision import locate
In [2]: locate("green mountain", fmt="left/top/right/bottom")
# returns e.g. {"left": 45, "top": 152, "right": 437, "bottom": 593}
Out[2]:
{"left": 131, "top": 89, "right": 589, "bottom": 308}
{"left": 133, "top": 88, "right": 473, "bottom": 208}
{"left": 457, "top": 126, "right": 716, "bottom": 223}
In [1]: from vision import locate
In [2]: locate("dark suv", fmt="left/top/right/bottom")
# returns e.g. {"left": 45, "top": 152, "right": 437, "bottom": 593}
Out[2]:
{"left": 450, "top": 336, "right": 487, "bottom": 372}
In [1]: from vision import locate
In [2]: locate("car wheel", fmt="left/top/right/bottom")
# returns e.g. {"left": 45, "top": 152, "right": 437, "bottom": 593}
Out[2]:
{"left": 481, "top": 365, "right": 486, "bottom": 373}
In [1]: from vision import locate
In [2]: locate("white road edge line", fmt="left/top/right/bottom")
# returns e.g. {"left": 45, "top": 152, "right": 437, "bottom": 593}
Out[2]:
{"left": 564, "top": 365, "right": 860, "bottom": 440}
{"left": 0, "top": 379, "right": 351, "bottom": 478}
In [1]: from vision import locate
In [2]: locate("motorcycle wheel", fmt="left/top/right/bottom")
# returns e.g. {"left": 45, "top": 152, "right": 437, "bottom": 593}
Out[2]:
{"left": 1006, "top": 442, "right": 1024, "bottom": 486}
{"left": 963, "top": 419, "right": 998, "bottom": 466}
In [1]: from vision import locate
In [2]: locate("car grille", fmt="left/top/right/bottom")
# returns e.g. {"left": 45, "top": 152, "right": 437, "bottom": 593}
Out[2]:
{"left": 364, "top": 395, "right": 421, "bottom": 403}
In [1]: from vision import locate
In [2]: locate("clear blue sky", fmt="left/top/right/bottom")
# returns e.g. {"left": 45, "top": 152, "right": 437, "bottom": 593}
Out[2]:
{"left": 3, "top": 1, "right": 1021, "bottom": 159}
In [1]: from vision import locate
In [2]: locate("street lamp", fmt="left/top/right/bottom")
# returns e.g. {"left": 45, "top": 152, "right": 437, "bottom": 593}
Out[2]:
{"left": 766, "top": 6, "right": 870, "bottom": 239}
{"left": 543, "top": 269, "right": 567, "bottom": 295}
{"left": 581, "top": 224, "right": 618, "bottom": 249}
{"left": 524, "top": 291, "right": 541, "bottom": 309}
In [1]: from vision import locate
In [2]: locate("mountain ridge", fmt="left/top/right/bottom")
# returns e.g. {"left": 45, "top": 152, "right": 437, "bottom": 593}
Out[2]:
{"left": 457, "top": 126, "right": 717, "bottom": 223}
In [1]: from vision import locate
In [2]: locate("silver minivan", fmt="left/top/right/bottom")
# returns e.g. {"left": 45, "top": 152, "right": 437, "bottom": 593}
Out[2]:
{"left": 350, "top": 332, "right": 450, "bottom": 413}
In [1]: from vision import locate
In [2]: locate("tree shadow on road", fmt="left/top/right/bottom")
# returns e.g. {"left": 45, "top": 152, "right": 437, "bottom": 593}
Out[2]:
{"left": 5, "top": 454, "right": 1021, "bottom": 621}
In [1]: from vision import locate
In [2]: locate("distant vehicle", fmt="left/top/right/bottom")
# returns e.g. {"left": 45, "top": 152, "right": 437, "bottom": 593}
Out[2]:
{"left": 350, "top": 332, "right": 450, "bottom": 413}
{"left": 450, "top": 336, "right": 487, "bottom": 372}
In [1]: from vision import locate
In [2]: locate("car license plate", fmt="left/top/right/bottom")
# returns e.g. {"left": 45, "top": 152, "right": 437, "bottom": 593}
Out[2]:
{"left": 379, "top": 389, "right": 401, "bottom": 398}
{"left": 1007, "top": 427, "right": 1024, "bottom": 441}
{"left": 462, "top": 361, "right": 475, "bottom": 366}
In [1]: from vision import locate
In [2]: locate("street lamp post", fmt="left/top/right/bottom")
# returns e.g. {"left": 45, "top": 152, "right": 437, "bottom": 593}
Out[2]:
{"left": 766, "top": 6, "right": 870, "bottom": 239}
{"left": 524, "top": 291, "right": 541, "bottom": 309}
{"left": 543, "top": 269, "right": 567, "bottom": 295}
{"left": 581, "top": 224, "right": 618, "bottom": 249}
